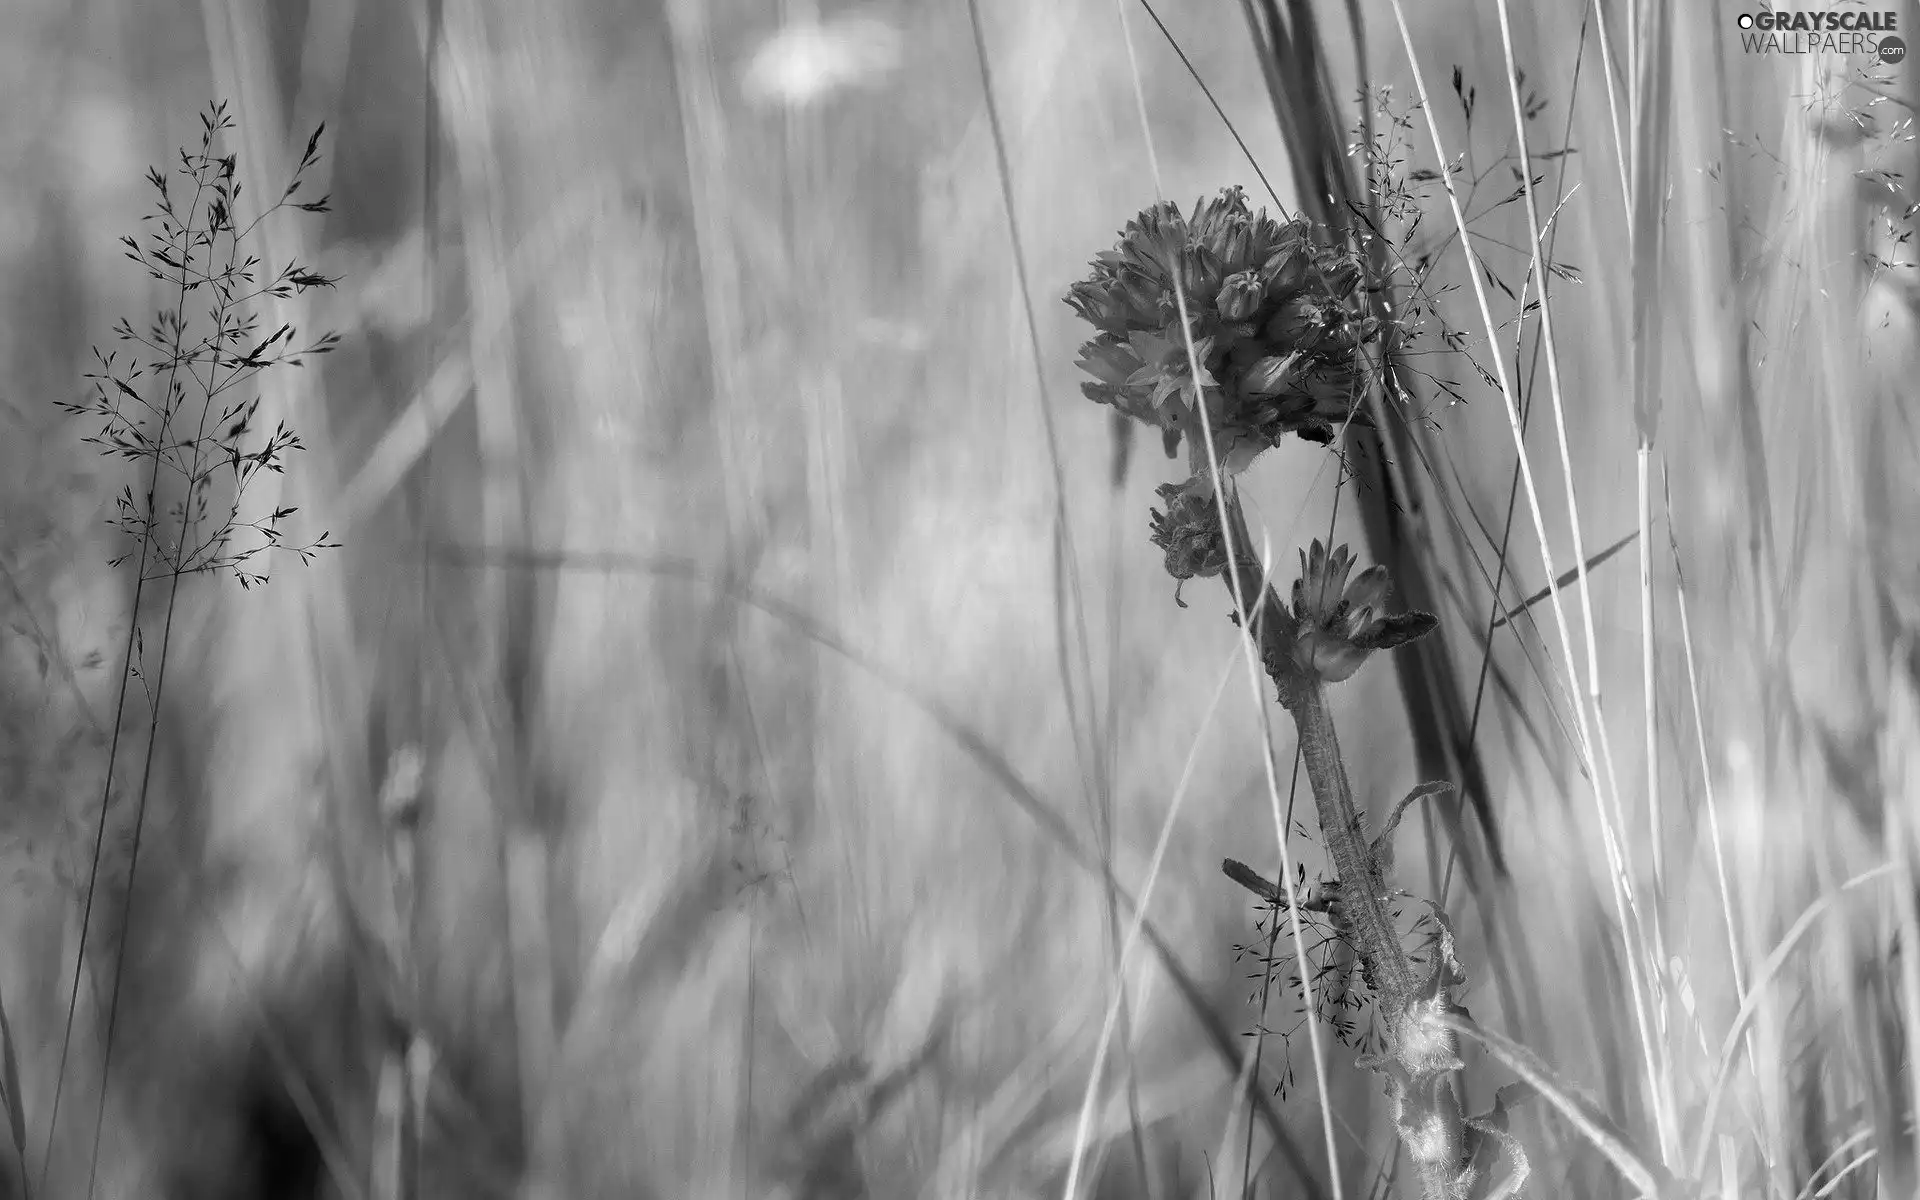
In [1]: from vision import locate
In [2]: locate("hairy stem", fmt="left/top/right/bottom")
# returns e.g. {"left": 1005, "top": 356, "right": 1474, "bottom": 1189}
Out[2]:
{"left": 1216, "top": 495, "right": 1412, "bottom": 1009}
{"left": 1284, "top": 678, "right": 1416, "bottom": 1010}
{"left": 1214, "top": 494, "right": 1471, "bottom": 1199}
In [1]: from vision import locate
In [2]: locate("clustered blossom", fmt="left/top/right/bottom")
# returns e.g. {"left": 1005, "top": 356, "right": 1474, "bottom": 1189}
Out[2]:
{"left": 1147, "top": 481, "right": 1229, "bottom": 604}
{"left": 1072, "top": 187, "right": 1431, "bottom": 690}
{"left": 1074, "top": 189, "right": 1506, "bottom": 1200}
{"left": 1285, "top": 540, "right": 1436, "bottom": 684}
{"left": 1064, "top": 186, "right": 1382, "bottom": 486}
{"left": 1144, "top": 487, "right": 1434, "bottom": 683}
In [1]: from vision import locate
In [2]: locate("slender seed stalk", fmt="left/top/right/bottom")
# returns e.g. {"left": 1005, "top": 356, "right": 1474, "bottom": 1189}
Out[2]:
{"left": 44, "top": 101, "right": 341, "bottom": 1198}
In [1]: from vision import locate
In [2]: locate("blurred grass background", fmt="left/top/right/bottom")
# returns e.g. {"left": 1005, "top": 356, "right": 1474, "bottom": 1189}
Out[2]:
{"left": 0, "top": 0, "right": 1916, "bottom": 1198}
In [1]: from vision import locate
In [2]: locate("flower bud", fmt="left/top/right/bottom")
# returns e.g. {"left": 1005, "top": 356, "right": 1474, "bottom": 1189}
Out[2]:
{"left": 1180, "top": 244, "right": 1225, "bottom": 303}
{"left": 1117, "top": 265, "right": 1168, "bottom": 324}
{"left": 1240, "top": 352, "right": 1300, "bottom": 397}
{"left": 1215, "top": 271, "right": 1265, "bottom": 322}
{"left": 1220, "top": 222, "right": 1251, "bottom": 271}
{"left": 1064, "top": 281, "right": 1129, "bottom": 334}
{"left": 1267, "top": 295, "right": 1326, "bottom": 347}
{"left": 1075, "top": 336, "right": 1143, "bottom": 387}
{"left": 1149, "top": 481, "right": 1230, "bottom": 604}
{"left": 1321, "top": 258, "right": 1363, "bottom": 298}
{"left": 1287, "top": 541, "right": 1436, "bottom": 684}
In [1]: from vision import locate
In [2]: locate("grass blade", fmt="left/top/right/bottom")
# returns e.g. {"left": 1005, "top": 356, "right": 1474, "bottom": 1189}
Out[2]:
{"left": 0, "top": 981, "right": 29, "bottom": 1200}
{"left": 1440, "top": 1012, "right": 1674, "bottom": 1199}
{"left": 1488, "top": 530, "right": 1639, "bottom": 630}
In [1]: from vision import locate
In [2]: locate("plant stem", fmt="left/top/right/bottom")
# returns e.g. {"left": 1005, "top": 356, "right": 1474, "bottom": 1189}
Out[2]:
{"left": 1283, "top": 678, "right": 1416, "bottom": 1012}
{"left": 1215, "top": 495, "right": 1412, "bottom": 1010}
{"left": 1214, "top": 494, "right": 1471, "bottom": 1199}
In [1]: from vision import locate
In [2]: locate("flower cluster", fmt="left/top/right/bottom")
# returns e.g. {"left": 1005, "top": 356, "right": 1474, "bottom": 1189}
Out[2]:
{"left": 1147, "top": 481, "right": 1229, "bottom": 603}
{"left": 1284, "top": 541, "right": 1436, "bottom": 684}
{"left": 1064, "top": 187, "right": 1381, "bottom": 487}
{"left": 1143, "top": 496, "right": 1435, "bottom": 683}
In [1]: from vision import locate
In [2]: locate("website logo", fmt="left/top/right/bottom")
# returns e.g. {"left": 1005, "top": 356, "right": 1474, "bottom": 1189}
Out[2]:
{"left": 1735, "top": 9, "right": 1904, "bottom": 63}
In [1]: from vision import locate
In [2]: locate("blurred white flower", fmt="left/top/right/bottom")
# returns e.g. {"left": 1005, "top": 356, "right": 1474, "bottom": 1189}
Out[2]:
{"left": 853, "top": 315, "right": 929, "bottom": 353}
{"left": 740, "top": 11, "right": 903, "bottom": 109}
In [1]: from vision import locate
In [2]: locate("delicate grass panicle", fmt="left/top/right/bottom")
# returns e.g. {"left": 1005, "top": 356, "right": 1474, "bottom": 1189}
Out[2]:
{"left": 62, "top": 101, "right": 341, "bottom": 590}
{"left": 1066, "top": 191, "right": 1523, "bottom": 1200}
{"left": 28, "top": 100, "right": 340, "bottom": 1200}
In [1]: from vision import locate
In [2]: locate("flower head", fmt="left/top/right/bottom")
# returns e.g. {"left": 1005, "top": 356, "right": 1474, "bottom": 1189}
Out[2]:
{"left": 1287, "top": 540, "right": 1436, "bottom": 683}
{"left": 1148, "top": 482, "right": 1229, "bottom": 606}
{"left": 1064, "top": 188, "right": 1382, "bottom": 483}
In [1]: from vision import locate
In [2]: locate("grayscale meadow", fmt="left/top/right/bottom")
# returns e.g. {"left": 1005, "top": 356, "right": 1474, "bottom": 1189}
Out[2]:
{"left": 0, "top": 2, "right": 1914, "bottom": 1199}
